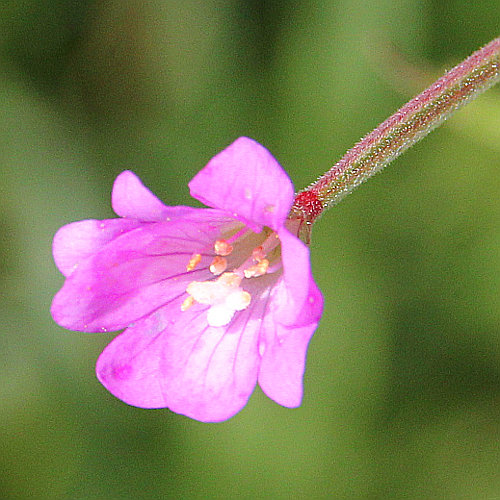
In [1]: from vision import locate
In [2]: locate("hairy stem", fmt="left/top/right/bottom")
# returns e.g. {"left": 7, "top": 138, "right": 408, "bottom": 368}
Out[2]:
{"left": 291, "top": 37, "right": 500, "bottom": 227}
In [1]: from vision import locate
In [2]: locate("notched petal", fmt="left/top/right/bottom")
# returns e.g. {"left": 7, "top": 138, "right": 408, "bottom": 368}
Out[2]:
{"left": 96, "top": 300, "right": 263, "bottom": 422}
{"left": 189, "top": 137, "right": 295, "bottom": 231}
{"left": 112, "top": 170, "right": 189, "bottom": 221}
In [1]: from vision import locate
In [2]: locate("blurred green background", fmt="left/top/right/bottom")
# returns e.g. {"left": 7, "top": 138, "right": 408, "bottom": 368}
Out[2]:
{"left": 1, "top": 1, "right": 499, "bottom": 498}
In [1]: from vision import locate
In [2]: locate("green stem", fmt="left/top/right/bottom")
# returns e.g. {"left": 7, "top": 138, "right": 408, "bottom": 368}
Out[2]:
{"left": 291, "top": 36, "right": 500, "bottom": 229}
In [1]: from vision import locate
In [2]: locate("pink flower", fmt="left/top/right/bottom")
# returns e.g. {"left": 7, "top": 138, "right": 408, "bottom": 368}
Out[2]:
{"left": 51, "top": 137, "right": 323, "bottom": 422}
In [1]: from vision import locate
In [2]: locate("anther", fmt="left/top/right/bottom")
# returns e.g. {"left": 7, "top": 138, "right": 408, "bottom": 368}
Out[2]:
{"left": 217, "top": 272, "right": 242, "bottom": 287}
{"left": 181, "top": 295, "right": 195, "bottom": 311}
{"left": 209, "top": 256, "right": 227, "bottom": 275}
{"left": 252, "top": 246, "right": 266, "bottom": 262}
{"left": 186, "top": 253, "right": 202, "bottom": 271}
{"left": 244, "top": 259, "right": 269, "bottom": 278}
{"left": 214, "top": 239, "right": 233, "bottom": 256}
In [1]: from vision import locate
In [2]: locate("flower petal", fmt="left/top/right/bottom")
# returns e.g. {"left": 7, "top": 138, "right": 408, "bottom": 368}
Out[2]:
{"left": 53, "top": 219, "right": 142, "bottom": 277}
{"left": 97, "top": 294, "right": 264, "bottom": 422}
{"left": 189, "top": 137, "right": 295, "bottom": 231}
{"left": 112, "top": 170, "right": 197, "bottom": 222}
{"left": 51, "top": 211, "right": 235, "bottom": 332}
{"left": 275, "top": 228, "right": 323, "bottom": 327}
{"left": 258, "top": 320, "right": 319, "bottom": 408}
{"left": 95, "top": 316, "right": 168, "bottom": 409}
{"left": 256, "top": 229, "right": 323, "bottom": 407}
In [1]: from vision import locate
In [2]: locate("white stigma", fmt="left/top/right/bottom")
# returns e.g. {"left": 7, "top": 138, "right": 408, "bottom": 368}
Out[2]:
{"left": 185, "top": 272, "right": 252, "bottom": 327}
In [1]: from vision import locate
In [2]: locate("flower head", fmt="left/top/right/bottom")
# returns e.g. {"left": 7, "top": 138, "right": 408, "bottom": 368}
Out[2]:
{"left": 51, "top": 137, "right": 323, "bottom": 422}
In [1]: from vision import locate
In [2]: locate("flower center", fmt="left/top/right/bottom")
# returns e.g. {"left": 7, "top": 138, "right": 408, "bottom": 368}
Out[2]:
{"left": 181, "top": 228, "right": 281, "bottom": 327}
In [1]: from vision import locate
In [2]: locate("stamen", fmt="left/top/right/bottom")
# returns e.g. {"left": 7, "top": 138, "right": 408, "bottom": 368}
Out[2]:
{"left": 181, "top": 227, "right": 283, "bottom": 327}
{"left": 214, "top": 239, "right": 233, "bottom": 256}
{"left": 186, "top": 253, "right": 202, "bottom": 271}
{"left": 181, "top": 295, "right": 195, "bottom": 311}
{"left": 209, "top": 256, "right": 227, "bottom": 275}
{"left": 244, "top": 259, "right": 269, "bottom": 278}
{"left": 261, "top": 232, "right": 279, "bottom": 253}
{"left": 252, "top": 245, "right": 266, "bottom": 261}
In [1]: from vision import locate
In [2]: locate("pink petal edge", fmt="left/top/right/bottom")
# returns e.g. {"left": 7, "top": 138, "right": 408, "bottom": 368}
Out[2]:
{"left": 53, "top": 218, "right": 142, "bottom": 277}
{"left": 97, "top": 294, "right": 264, "bottom": 422}
{"left": 189, "top": 137, "right": 295, "bottom": 232}
{"left": 112, "top": 170, "right": 198, "bottom": 222}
